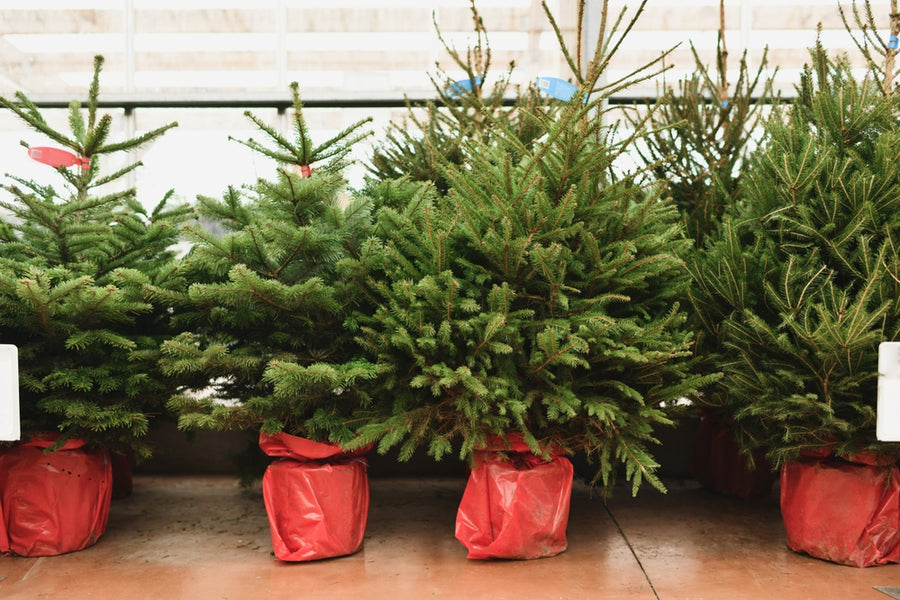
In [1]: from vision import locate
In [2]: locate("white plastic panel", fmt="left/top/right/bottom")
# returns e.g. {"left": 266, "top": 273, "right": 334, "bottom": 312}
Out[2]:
{"left": 0, "top": 344, "right": 19, "bottom": 441}
{"left": 877, "top": 341, "right": 900, "bottom": 442}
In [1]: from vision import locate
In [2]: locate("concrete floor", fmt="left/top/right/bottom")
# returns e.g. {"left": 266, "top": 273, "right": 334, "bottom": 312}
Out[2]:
{"left": 1, "top": 474, "right": 898, "bottom": 600}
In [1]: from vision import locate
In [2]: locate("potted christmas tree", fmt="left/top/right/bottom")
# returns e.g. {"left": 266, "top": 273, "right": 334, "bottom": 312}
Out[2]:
{"left": 0, "top": 56, "right": 191, "bottom": 556}
{"left": 687, "top": 7, "right": 900, "bottom": 564}
{"left": 158, "top": 83, "right": 378, "bottom": 562}
{"left": 349, "top": 0, "right": 713, "bottom": 560}
{"left": 628, "top": 0, "right": 779, "bottom": 498}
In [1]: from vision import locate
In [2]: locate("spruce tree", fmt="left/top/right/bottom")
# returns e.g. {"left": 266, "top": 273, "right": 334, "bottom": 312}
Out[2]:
{"left": 839, "top": 0, "right": 900, "bottom": 96}
{"left": 368, "top": 0, "right": 551, "bottom": 194}
{"left": 0, "top": 56, "right": 192, "bottom": 457}
{"left": 159, "top": 83, "right": 377, "bottom": 445}
{"left": 350, "top": 0, "right": 714, "bottom": 495}
{"left": 630, "top": 0, "right": 776, "bottom": 248}
{"left": 686, "top": 38, "right": 900, "bottom": 466}
{"left": 627, "top": 1, "right": 778, "bottom": 438}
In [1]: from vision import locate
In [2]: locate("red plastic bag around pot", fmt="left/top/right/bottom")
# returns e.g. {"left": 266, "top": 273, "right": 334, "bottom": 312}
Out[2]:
{"left": 780, "top": 456, "right": 900, "bottom": 567}
{"left": 259, "top": 432, "right": 369, "bottom": 562}
{"left": 455, "top": 436, "right": 574, "bottom": 560}
{"left": 690, "top": 411, "right": 775, "bottom": 499}
{"left": 0, "top": 435, "right": 112, "bottom": 557}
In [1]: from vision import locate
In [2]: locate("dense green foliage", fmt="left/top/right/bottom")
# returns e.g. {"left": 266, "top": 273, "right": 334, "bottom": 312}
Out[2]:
{"left": 158, "top": 83, "right": 378, "bottom": 445}
{"left": 11, "top": 3, "right": 894, "bottom": 489}
{"left": 349, "top": 1, "right": 714, "bottom": 495}
{"left": 633, "top": 37, "right": 776, "bottom": 248}
{"left": 687, "top": 43, "right": 900, "bottom": 466}
{"left": 0, "top": 56, "right": 192, "bottom": 456}
{"left": 626, "top": 5, "right": 776, "bottom": 453}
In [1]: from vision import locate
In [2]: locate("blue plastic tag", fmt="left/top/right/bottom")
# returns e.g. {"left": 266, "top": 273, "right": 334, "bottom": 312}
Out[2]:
{"left": 536, "top": 76, "right": 579, "bottom": 102}
{"left": 446, "top": 76, "right": 483, "bottom": 97}
{"left": 890, "top": 35, "right": 898, "bottom": 49}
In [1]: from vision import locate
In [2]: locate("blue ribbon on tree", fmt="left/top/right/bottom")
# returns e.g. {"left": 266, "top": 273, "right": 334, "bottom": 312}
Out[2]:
{"left": 446, "top": 76, "right": 483, "bottom": 97}
{"left": 536, "top": 76, "right": 584, "bottom": 102}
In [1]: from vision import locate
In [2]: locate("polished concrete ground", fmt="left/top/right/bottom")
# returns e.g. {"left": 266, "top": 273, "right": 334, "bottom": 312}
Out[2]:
{"left": 1, "top": 474, "right": 898, "bottom": 600}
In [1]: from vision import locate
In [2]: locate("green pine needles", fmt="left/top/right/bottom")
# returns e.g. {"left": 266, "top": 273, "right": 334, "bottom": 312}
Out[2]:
{"left": 368, "top": 0, "right": 551, "bottom": 194}
{"left": 687, "top": 40, "right": 900, "bottom": 467}
{"left": 0, "top": 56, "right": 192, "bottom": 456}
{"left": 626, "top": 1, "right": 776, "bottom": 456}
{"left": 160, "top": 83, "right": 377, "bottom": 445}
{"left": 632, "top": 0, "right": 777, "bottom": 248}
{"left": 350, "top": 0, "right": 715, "bottom": 495}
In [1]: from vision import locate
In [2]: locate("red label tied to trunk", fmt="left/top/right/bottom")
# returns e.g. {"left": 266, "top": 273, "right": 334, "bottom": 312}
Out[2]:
{"left": 28, "top": 147, "right": 90, "bottom": 170}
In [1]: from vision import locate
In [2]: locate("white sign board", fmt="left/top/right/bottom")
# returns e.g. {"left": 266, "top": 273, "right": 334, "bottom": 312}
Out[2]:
{"left": 0, "top": 344, "right": 19, "bottom": 441}
{"left": 877, "top": 341, "right": 900, "bottom": 442}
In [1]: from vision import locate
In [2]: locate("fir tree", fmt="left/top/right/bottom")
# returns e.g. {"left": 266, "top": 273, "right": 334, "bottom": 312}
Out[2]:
{"left": 0, "top": 56, "right": 192, "bottom": 457}
{"left": 839, "top": 0, "right": 900, "bottom": 96}
{"left": 350, "top": 0, "right": 714, "bottom": 495}
{"left": 627, "top": 1, "right": 778, "bottom": 439}
{"left": 687, "top": 38, "right": 900, "bottom": 466}
{"left": 159, "top": 83, "right": 377, "bottom": 445}
{"left": 630, "top": 0, "right": 776, "bottom": 248}
{"left": 368, "top": 0, "right": 551, "bottom": 194}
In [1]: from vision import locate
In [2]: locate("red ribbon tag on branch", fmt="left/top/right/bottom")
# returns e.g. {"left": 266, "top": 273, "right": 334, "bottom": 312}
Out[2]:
{"left": 299, "top": 165, "right": 313, "bottom": 177}
{"left": 28, "top": 147, "right": 90, "bottom": 170}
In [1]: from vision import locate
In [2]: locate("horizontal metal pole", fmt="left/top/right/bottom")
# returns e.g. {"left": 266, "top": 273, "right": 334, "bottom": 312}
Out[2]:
{"left": 18, "top": 92, "right": 421, "bottom": 110}
{"left": 13, "top": 92, "right": 783, "bottom": 111}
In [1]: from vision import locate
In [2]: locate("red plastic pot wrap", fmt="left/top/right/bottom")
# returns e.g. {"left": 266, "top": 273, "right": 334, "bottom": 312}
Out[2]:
{"left": 455, "top": 435, "right": 574, "bottom": 560}
{"left": 780, "top": 455, "right": 900, "bottom": 567}
{"left": 259, "top": 432, "right": 369, "bottom": 562}
{"left": 690, "top": 411, "right": 775, "bottom": 499}
{"left": 0, "top": 435, "right": 112, "bottom": 557}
